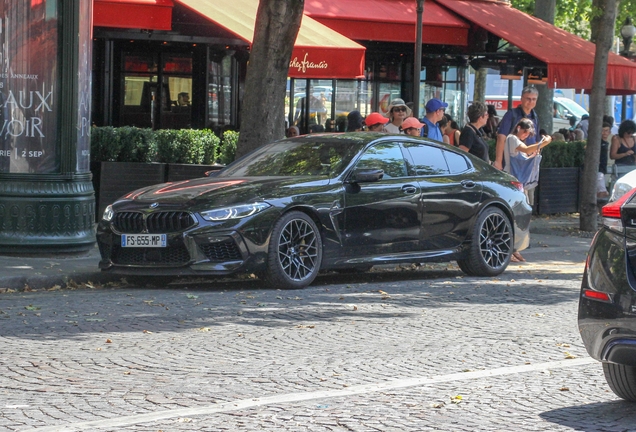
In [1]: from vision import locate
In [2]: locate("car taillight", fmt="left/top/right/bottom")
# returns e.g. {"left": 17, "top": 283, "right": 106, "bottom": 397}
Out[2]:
{"left": 582, "top": 289, "right": 612, "bottom": 302}
{"left": 511, "top": 181, "right": 523, "bottom": 192}
{"left": 602, "top": 187, "right": 636, "bottom": 231}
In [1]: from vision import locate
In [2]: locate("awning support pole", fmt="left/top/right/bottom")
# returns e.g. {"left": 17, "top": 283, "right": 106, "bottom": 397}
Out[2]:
{"left": 413, "top": 0, "right": 424, "bottom": 119}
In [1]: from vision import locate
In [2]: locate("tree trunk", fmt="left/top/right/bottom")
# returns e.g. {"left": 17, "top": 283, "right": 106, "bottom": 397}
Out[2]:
{"left": 473, "top": 68, "right": 487, "bottom": 105}
{"left": 580, "top": 0, "right": 620, "bottom": 231}
{"left": 533, "top": 0, "right": 555, "bottom": 135}
{"left": 235, "top": 0, "right": 304, "bottom": 159}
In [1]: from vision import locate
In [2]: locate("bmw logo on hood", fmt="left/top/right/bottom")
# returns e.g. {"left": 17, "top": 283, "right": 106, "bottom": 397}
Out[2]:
{"left": 149, "top": 203, "right": 159, "bottom": 209}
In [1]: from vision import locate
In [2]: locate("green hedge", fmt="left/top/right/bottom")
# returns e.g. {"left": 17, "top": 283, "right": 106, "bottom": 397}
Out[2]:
{"left": 90, "top": 127, "right": 221, "bottom": 164}
{"left": 487, "top": 140, "right": 586, "bottom": 168}
{"left": 219, "top": 130, "right": 239, "bottom": 165}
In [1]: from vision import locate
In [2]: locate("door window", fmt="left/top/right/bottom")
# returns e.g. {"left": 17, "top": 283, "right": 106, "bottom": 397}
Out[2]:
{"left": 354, "top": 143, "right": 407, "bottom": 178}
{"left": 403, "top": 143, "right": 449, "bottom": 176}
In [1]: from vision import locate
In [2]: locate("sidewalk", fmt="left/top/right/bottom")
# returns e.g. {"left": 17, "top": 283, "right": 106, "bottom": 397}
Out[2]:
{"left": 0, "top": 214, "right": 594, "bottom": 291}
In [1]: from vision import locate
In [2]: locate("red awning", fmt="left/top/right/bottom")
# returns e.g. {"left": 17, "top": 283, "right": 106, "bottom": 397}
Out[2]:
{"left": 174, "top": 0, "right": 365, "bottom": 79}
{"left": 304, "top": 0, "right": 469, "bottom": 46}
{"left": 93, "top": 0, "right": 174, "bottom": 30}
{"left": 436, "top": 0, "right": 636, "bottom": 94}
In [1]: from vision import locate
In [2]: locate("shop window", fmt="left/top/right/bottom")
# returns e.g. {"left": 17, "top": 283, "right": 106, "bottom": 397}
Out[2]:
{"left": 120, "top": 52, "right": 193, "bottom": 129}
{"left": 378, "top": 83, "right": 402, "bottom": 117}
{"left": 333, "top": 80, "right": 372, "bottom": 127}
{"left": 208, "top": 55, "right": 232, "bottom": 127}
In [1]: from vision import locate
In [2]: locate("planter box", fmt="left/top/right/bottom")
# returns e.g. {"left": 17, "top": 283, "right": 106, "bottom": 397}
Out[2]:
{"left": 536, "top": 167, "right": 580, "bottom": 215}
{"left": 93, "top": 162, "right": 225, "bottom": 221}
{"left": 166, "top": 163, "right": 224, "bottom": 182}
{"left": 96, "top": 162, "right": 167, "bottom": 220}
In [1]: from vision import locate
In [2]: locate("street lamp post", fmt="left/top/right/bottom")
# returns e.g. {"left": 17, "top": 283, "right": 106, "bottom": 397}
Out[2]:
{"left": 413, "top": 0, "right": 424, "bottom": 119}
{"left": 620, "top": 17, "right": 635, "bottom": 122}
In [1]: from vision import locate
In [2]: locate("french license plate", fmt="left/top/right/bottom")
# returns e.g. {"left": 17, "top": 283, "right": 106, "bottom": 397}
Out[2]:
{"left": 121, "top": 234, "right": 167, "bottom": 248}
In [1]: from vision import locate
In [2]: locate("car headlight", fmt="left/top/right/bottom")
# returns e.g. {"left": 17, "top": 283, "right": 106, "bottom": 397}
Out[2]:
{"left": 200, "top": 202, "right": 271, "bottom": 221}
{"left": 103, "top": 205, "right": 114, "bottom": 221}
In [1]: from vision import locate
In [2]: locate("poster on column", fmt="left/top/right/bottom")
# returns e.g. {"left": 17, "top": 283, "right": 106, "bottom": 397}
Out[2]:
{"left": 0, "top": 0, "right": 58, "bottom": 174}
{"left": 76, "top": 0, "right": 92, "bottom": 173}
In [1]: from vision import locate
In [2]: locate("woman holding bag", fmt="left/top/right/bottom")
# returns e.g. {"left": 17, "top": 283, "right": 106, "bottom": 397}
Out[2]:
{"left": 504, "top": 118, "right": 552, "bottom": 262}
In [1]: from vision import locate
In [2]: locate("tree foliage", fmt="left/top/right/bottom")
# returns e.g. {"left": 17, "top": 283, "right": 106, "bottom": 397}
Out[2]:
{"left": 512, "top": 0, "right": 634, "bottom": 41}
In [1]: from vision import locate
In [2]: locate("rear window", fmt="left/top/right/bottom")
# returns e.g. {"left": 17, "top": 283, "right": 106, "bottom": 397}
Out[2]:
{"left": 444, "top": 151, "right": 470, "bottom": 174}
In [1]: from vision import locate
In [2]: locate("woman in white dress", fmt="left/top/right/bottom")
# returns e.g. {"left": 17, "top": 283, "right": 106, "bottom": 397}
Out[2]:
{"left": 504, "top": 118, "right": 552, "bottom": 261}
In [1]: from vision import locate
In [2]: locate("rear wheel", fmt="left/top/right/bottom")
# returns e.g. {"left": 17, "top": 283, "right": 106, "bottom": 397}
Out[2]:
{"left": 603, "top": 362, "right": 636, "bottom": 401}
{"left": 263, "top": 211, "right": 322, "bottom": 289}
{"left": 457, "top": 207, "right": 512, "bottom": 277}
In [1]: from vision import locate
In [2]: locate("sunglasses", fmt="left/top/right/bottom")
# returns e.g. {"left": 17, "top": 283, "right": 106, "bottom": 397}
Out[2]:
{"left": 393, "top": 107, "right": 407, "bottom": 112}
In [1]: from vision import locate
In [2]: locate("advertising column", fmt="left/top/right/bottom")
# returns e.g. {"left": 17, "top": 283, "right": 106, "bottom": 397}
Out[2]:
{"left": 0, "top": 0, "right": 95, "bottom": 252}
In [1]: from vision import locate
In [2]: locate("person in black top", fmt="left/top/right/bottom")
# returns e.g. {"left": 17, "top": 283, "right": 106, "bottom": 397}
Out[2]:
{"left": 597, "top": 122, "right": 611, "bottom": 198}
{"left": 459, "top": 102, "right": 490, "bottom": 163}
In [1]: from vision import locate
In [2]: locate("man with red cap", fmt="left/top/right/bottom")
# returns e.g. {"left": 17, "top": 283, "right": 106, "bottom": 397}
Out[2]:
{"left": 364, "top": 112, "right": 389, "bottom": 132}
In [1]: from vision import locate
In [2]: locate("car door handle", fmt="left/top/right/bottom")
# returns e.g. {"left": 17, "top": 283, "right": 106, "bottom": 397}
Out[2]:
{"left": 461, "top": 180, "right": 476, "bottom": 188}
{"left": 402, "top": 184, "right": 418, "bottom": 194}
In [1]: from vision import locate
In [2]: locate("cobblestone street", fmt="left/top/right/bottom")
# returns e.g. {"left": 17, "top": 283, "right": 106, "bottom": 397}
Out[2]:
{"left": 1, "top": 232, "right": 632, "bottom": 431}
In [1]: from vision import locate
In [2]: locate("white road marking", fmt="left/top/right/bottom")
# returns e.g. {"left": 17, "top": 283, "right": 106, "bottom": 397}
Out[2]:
{"left": 23, "top": 357, "right": 596, "bottom": 432}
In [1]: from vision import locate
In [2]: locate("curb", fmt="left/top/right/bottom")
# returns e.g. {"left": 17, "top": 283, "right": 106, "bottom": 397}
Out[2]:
{"left": 0, "top": 272, "right": 124, "bottom": 291}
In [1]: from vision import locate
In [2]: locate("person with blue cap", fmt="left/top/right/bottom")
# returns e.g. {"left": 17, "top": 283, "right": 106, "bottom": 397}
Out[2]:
{"left": 421, "top": 98, "right": 448, "bottom": 141}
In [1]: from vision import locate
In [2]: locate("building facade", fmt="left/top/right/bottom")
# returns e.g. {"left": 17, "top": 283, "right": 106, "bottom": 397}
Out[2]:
{"left": 92, "top": 0, "right": 636, "bottom": 136}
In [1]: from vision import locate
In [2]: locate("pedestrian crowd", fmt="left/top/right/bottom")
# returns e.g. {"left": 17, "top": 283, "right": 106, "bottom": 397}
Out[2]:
{"left": 284, "top": 87, "right": 632, "bottom": 262}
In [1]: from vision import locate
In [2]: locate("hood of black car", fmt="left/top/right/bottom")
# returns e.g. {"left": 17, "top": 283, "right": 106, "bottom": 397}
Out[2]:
{"left": 114, "top": 176, "right": 328, "bottom": 209}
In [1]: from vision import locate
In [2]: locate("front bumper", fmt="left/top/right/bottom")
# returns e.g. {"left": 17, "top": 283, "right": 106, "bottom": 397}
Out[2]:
{"left": 97, "top": 223, "right": 270, "bottom": 277}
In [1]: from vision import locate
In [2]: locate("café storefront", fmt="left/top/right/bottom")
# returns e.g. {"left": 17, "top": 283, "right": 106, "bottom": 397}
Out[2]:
{"left": 92, "top": 0, "right": 478, "bottom": 135}
{"left": 92, "top": 0, "right": 636, "bottom": 136}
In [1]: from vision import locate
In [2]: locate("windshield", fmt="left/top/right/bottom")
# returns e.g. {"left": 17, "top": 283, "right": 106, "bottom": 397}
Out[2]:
{"left": 217, "top": 137, "right": 365, "bottom": 177}
{"left": 556, "top": 98, "right": 588, "bottom": 118}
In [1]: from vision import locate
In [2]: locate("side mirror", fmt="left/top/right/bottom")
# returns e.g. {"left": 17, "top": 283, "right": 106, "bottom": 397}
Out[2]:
{"left": 352, "top": 169, "right": 384, "bottom": 183}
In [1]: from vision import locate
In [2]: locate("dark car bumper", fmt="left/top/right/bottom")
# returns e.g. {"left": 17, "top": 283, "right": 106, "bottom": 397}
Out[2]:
{"left": 578, "top": 227, "right": 636, "bottom": 365}
{"left": 96, "top": 216, "right": 274, "bottom": 277}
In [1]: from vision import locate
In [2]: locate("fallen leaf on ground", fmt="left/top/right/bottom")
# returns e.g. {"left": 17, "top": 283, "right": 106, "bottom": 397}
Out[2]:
{"left": 450, "top": 395, "right": 463, "bottom": 404}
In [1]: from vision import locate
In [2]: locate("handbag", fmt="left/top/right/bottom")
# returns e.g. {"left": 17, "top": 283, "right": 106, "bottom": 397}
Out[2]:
{"left": 509, "top": 150, "right": 542, "bottom": 190}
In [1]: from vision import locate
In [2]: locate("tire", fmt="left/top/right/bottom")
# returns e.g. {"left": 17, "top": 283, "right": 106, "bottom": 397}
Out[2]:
{"left": 603, "top": 362, "right": 636, "bottom": 401}
{"left": 263, "top": 211, "right": 323, "bottom": 289}
{"left": 457, "top": 207, "right": 512, "bottom": 277}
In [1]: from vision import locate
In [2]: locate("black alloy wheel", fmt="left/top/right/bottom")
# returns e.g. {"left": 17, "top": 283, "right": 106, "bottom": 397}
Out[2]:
{"left": 457, "top": 206, "right": 512, "bottom": 276}
{"left": 264, "top": 211, "right": 323, "bottom": 289}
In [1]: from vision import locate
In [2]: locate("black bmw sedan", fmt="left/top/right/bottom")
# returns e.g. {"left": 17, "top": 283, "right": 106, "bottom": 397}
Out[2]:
{"left": 579, "top": 187, "right": 636, "bottom": 401}
{"left": 97, "top": 133, "right": 531, "bottom": 289}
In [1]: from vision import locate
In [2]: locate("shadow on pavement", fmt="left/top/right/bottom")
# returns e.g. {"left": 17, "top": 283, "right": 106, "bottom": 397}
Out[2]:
{"left": 540, "top": 400, "right": 636, "bottom": 431}
{"left": 0, "top": 261, "right": 583, "bottom": 340}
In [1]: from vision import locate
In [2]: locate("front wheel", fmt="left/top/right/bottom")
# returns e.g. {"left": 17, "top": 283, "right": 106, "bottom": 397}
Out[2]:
{"left": 603, "top": 362, "right": 636, "bottom": 401}
{"left": 263, "top": 211, "right": 323, "bottom": 289}
{"left": 457, "top": 207, "right": 512, "bottom": 277}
